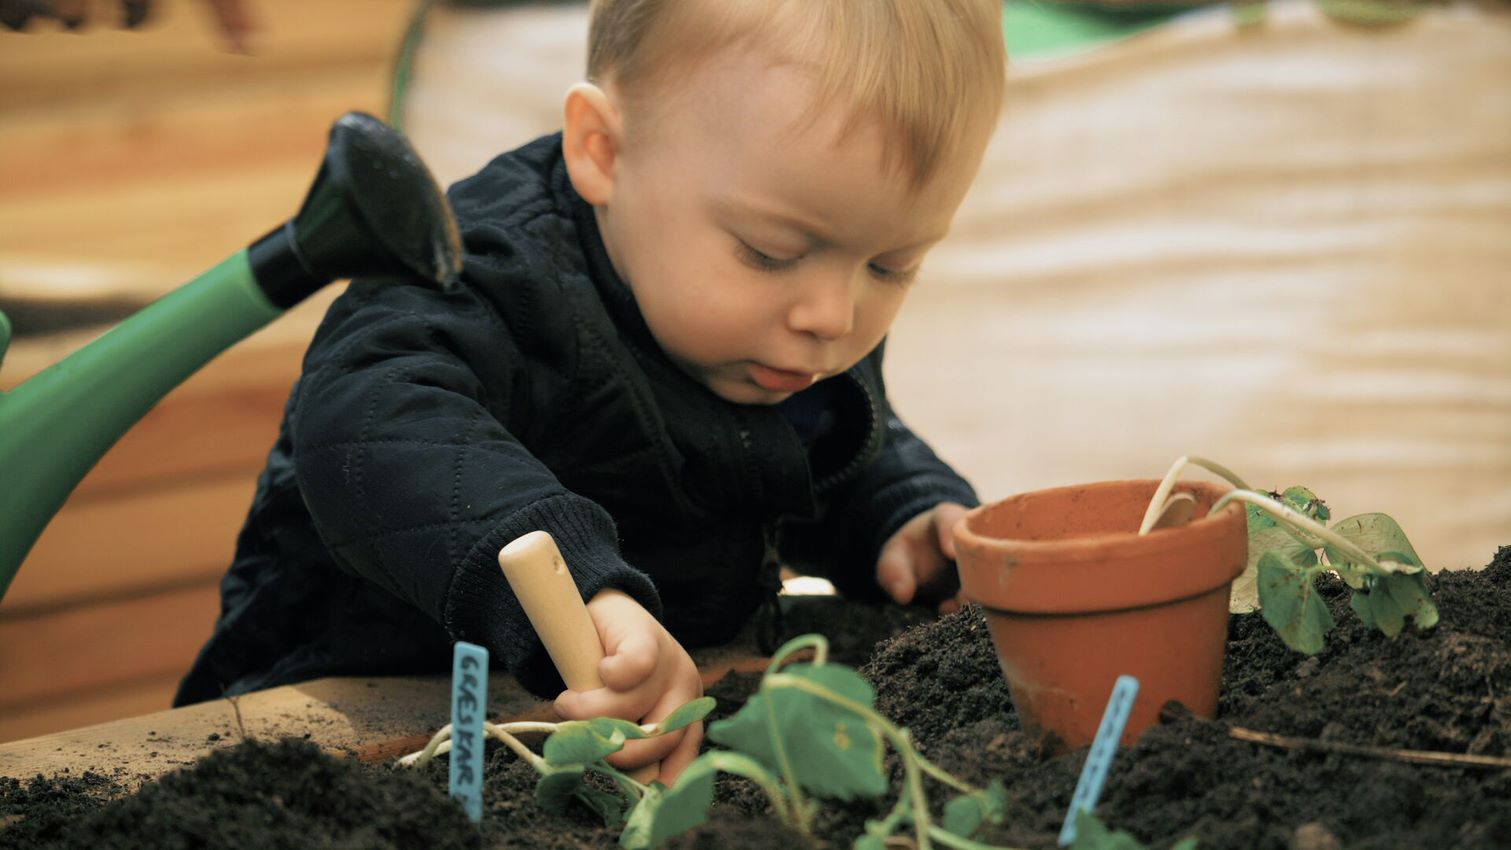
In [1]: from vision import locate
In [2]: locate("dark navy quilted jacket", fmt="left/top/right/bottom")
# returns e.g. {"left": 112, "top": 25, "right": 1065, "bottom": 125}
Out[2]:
{"left": 176, "top": 135, "right": 978, "bottom": 705}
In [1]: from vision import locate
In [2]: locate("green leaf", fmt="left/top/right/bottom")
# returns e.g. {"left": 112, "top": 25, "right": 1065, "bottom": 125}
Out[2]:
{"left": 617, "top": 756, "right": 717, "bottom": 849}
{"left": 618, "top": 786, "right": 658, "bottom": 850}
{"left": 1353, "top": 574, "right": 1405, "bottom": 636}
{"left": 1349, "top": 582, "right": 1378, "bottom": 631}
{"left": 1258, "top": 549, "right": 1334, "bottom": 654}
{"left": 543, "top": 717, "right": 647, "bottom": 766}
{"left": 535, "top": 766, "right": 586, "bottom": 815}
{"left": 942, "top": 780, "right": 1007, "bottom": 838}
{"left": 1246, "top": 500, "right": 1277, "bottom": 532}
{"left": 1316, "top": 0, "right": 1422, "bottom": 26}
{"left": 593, "top": 717, "right": 652, "bottom": 739}
{"left": 1232, "top": 526, "right": 1316, "bottom": 614}
{"left": 657, "top": 697, "right": 716, "bottom": 734}
{"left": 1229, "top": 0, "right": 1265, "bottom": 29}
{"left": 854, "top": 836, "right": 888, "bottom": 850}
{"left": 576, "top": 784, "right": 629, "bottom": 830}
{"left": 1326, "top": 513, "right": 1424, "bottom": 575}
{"left": 708, "top": 663, "right": 887, "bottom": 801}
{"left": 1279, "top": 486, "right": 1330, "bottom": 523}
{"left": 1350, "top": 571, "right": 1439, "bottom": 638}
{"left": 1071, "top": 810, "right": 1197, "bottom": 850}
{"left": 1070, "top": 810, "right": 1142, "bottom": 849}
{"left": 1387, "top": 570, "right": 1439, "bottom": 630}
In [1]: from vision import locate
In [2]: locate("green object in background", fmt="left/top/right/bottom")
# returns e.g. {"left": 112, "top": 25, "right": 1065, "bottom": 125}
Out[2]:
{"left": 0, "top": 252, "right": 277, "bottom": 596}
{"left": 0, "top": 112, "right": 462, "bottom": 604}
{"left": 1003, "top": 0, "right": 1185, "bottom": 59}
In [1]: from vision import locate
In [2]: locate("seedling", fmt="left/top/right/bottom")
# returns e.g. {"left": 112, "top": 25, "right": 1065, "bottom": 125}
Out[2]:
{"left": 1140, "top": 456, "right": 1438, "bottom": 654}
{"left": 397, "top": 694, "right": 714, "bottom": 838}
{"left": 398, "top": 635, "right": 1189, "bottom": 849}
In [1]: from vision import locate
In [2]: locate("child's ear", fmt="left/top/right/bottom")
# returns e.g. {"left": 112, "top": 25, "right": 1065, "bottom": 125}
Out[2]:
{"left": 563, "top": 82, "right": 621, "bottom": 207}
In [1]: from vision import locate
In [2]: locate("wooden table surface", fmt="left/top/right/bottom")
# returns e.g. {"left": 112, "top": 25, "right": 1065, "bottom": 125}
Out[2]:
{"left": 0, "top": 640, "right": 768, "bottom": 786}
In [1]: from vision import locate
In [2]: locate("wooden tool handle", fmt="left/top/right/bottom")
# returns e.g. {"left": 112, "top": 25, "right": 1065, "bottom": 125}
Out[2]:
{"left": 497, "top": 530, "right": 604, "bottom": 691}
{"left": 497, "top": 531, "right": 661, "bottom": 782}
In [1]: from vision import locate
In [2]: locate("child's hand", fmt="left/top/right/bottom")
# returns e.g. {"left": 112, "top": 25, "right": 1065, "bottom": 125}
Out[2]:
{"left": 554, "top": 589, "right": 704, "bottom": 783}
{"left": 876, "top": 502, "right": 970, "bottom": 614}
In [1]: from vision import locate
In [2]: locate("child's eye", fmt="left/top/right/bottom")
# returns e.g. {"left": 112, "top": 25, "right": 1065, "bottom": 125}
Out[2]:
{"left": 868, "top": 262, "right": 918, "bottom": 286}
{"left": 736, "top": 240, "right": 800, "bottom": 273}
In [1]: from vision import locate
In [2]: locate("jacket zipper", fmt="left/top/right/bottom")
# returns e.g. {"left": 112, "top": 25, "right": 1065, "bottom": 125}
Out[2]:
{"left": 812, "top": 371, "right": 881, "bottom": 496}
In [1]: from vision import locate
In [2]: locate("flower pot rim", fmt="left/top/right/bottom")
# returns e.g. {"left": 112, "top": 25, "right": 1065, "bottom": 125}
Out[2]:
{"left": 955, "top": 479, "right": 1241, "bottom": 559}
{"left": 954, "top": 479, "right": 1248, "bottom": 614}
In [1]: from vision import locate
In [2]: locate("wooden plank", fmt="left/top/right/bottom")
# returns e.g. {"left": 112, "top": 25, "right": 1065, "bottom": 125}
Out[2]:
{"left": 0, "top": 672, "right": 183, "bottom": 745}
{"left": 0, "top": 676, "right": 507, "bottom": 784}
{"left": 0, "top": 70, "right": 393, "bottom": 200}
{"left": 1, "top": 477, "right": 252, "bottom": 613}
{"left": 0, "top": 0, "right": 414, "bottom": 110}
{"left": 0, "top": 581, "right": 220, "bottom": 710}
{"left": 0, "top": 646, "right": 771, "bottom": 785}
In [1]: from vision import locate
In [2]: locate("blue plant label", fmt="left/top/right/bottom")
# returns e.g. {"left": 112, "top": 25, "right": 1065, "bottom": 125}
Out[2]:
{"left": 450, "top": 641, "right": 489, "bottom": 823}
{"left": 1058, "top": 675, "right": 1140, "bottom": 847}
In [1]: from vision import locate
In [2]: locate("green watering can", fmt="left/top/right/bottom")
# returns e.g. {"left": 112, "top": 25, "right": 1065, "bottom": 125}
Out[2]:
{"left": 0, "top": 112, "right": 462, "bottom": 603}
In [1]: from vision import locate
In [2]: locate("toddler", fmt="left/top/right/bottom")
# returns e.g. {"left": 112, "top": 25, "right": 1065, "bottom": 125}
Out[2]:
{"left": 178, "top": 0, "right": 1006, "bottom": 782}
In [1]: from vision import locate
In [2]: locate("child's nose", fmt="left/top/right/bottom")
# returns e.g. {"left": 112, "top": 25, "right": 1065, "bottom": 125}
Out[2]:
{"left": 786, "top": 269, "right": 858, "bottom": 341}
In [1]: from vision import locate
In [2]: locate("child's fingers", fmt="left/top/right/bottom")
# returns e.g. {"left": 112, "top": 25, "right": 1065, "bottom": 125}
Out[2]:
{"left": 598, "top": 629, "right": 658, "bottom": 691}
{"left": 933, "top": 503, "right": 968, "bottom": 561}
{"left": 603, "top": 673, "right": 705, "bottom": 772}
{"left": 603, "top": 726, "right": 686, "bottom": 770}
{"left": 658, "top": 721, "right": 704, "bottom": 784}
{"left": 875, "top": 544, "right": 917, "bottom": 604}
{"left": 553, "top": 684, "right": 655, "bottom": 724}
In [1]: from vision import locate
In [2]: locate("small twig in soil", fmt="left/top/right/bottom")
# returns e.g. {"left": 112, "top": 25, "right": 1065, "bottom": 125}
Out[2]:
{"left": 1229, "top": 726, "right": 1511, "bottom": 770}
{"left": 222, "top": 692, "right": 248, "bottom": 742}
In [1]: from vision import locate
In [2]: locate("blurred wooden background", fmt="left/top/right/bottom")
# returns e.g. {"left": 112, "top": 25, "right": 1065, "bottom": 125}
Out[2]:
{"left": 0, "top": 0, "right": 415, "bottom": 742}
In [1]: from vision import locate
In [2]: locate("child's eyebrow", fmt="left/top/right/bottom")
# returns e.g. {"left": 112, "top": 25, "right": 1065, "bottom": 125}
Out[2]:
{"left": 712, "top": 193, "right": 835, "bottom": 245}
{"left": 712, "top": 193, "right": 948, "bottom": 256}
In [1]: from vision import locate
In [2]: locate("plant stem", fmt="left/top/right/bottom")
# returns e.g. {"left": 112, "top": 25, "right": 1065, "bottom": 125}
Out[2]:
{"left": 926, "top": 825, "right": 1032, "bottom": 850}
{"left": 760, "top": 634, "right": 833, "bottom": 833}
{"left": 399, "top": 720, "right": 558, "bottom": 771}
{"left": 914, "top": 754, "right": 978, "bottom": 795}
{"left": 766, "top": 673, "right": 995, "bottom": 850}
{"left": 1210, "top": 489, "right": 1417, "bottom": 575}
{"left": 484, "top": 722, "right": 554, "bottom": 772}
{"left": 588, "top": 762, "right": 651, "bottom": 798}
{"left": 767, "top": 633, "right": 831, "bottom": 672}
{"left": 701, "top": 752, "right": 796, "bottom": 825}
{"left": 1139, "top": 455, "right": 1251, "bottom": 535}
{"left": 762, "top": 675, "right": 812, "bottom": 832}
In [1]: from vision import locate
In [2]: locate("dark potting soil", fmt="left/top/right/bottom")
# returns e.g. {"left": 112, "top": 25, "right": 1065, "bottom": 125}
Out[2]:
{"left": 5, "top": 551, "right": 1509, "bottom": 850}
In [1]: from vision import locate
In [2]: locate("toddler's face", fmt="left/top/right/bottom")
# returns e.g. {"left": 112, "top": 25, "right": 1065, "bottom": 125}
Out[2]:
{"left": 596, "top": 47, "right": 984, "bottom": 405}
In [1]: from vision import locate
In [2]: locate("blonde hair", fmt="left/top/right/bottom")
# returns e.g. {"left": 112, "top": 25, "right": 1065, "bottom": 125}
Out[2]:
{"left": 586, "top": 0, "right": 1006, "bottom": 190}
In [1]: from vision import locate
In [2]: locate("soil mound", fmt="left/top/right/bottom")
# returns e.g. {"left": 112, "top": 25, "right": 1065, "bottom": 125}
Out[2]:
{"left": 5, "top": 550, "right": 1508, "bottom": 849}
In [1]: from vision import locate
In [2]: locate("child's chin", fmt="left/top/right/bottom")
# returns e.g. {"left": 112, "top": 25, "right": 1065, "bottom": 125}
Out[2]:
{"left": 707, "top": 379, "right": 789, "bottom": 406}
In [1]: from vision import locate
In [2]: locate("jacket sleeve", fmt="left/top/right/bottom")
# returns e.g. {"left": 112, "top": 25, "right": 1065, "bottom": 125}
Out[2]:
{"left": 780, "top": 347, "right": 980, "bottom": 601}
{"left": 288, "top": 252, "right": 660, "bottom": 689}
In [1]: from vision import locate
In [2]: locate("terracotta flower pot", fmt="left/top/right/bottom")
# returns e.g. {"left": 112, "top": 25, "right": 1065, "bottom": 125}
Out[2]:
{"left": 954, "top": 479, "right": 1247, "bottom": 750}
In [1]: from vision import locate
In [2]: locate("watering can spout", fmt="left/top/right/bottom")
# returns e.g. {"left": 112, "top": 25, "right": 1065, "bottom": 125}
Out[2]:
{"left": 0, "top": 111, "right": 461, "bottom": 603}
{"left": 249, "top": 112, "right": 462, "bottom": 306}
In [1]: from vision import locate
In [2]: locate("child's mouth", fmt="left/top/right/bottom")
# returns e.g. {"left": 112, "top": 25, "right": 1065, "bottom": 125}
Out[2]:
{"left": 749, "top": 363, "right": 817, "bottom": 393}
